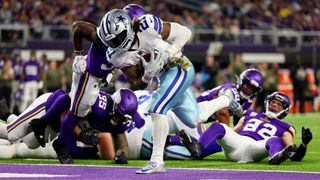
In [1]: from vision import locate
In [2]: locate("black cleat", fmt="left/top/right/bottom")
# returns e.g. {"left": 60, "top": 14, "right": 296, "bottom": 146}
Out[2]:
{"left": 29, "top": 118, "right": 47, "bottom": 147}
{"left": 269, "top": 144, "right": 297, "bottom": 165}
{"left": 178, "top": 130, "right": 203, "bottom": 160}
{"left": 53, "top": 139, "right": 74, "bottom": 164}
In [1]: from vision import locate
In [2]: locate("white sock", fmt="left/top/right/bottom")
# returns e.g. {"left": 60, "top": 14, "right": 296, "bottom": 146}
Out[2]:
{"left": 0, "top": 144, "right": 15, "bottom": 159}
{"left": 7, "top": 114, "right": 18, "bottom": 123}
{"left": 0, "top": 122, "right": 8, "bottom": 139}
{"left": 0, "top": 138, "right": 10, "bottom": 145}
{"left": 197, "top": 95, "right": 230, "bottom": 123}
{"left": 14, "top": 143, "right": 57, "bottom": 159}
{"left": 150, "top": 113, "right": 169, "bottom": 164}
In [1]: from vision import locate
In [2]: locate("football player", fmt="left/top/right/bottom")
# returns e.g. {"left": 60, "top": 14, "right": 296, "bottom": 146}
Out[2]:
{"left": 1, "top": 88, "right": 139, "bottom": 163}
{"left": 165, "top": 68, "right": 264, "bottom": 159}
{"left": 194, "top": 92, "right": 312, "bottom": 164}
{"left": 100, "top": 5, "right": 208, "bottom": 172}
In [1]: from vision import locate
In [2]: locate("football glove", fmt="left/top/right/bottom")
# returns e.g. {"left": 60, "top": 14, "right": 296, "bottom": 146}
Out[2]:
{"left": 114, "top": 150, "right": 128, "bottom": 164}
{"left": 72, "top": 55, "right": 87, "bottom": 74}
{"left": 302, "top": 126, "right": 312, "bottom": 145}
{"left": 141, "top": 51, "right": 166, "bottom": 82}
{"left": 78, "top": 128, "right": 100, "bottom": 146}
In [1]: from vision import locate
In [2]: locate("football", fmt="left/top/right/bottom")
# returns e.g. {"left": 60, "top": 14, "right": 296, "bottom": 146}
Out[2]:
{"left": 142, "top": 52, "right": 151, "bottom": 62}
{"left": 136, "top": 60, "right": 144, "bottom": 77}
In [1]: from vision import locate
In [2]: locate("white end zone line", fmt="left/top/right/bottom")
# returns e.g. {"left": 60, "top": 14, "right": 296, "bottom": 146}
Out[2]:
{"left": 0, "top": 173, "right": 79, "bottom": 178}
{"left": 4, "top": 163, "right": 320, "bottom": 175}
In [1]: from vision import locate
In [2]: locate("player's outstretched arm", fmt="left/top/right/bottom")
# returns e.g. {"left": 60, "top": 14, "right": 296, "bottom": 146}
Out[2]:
{"left": 112, "top": 132, "right": 129, "bottom": 164}
{"left": 290, "top": 127, "right": 312, "bottom": 161}
{"left": 72, "top": 21, "right": 104, "bottom": 54}
{"left": 97, "top": 132, "right": 115, "bottom": 160}
{"left": 233, "top": 117, "right": 245, "bottom": 133}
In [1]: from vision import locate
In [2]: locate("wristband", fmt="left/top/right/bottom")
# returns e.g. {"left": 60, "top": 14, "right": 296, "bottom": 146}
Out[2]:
{"left": 74, "top": 50, "right": 84, "bottom": 55}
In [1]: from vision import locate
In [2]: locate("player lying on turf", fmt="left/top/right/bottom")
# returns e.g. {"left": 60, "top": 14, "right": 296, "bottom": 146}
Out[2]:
{"left": 0, "top": 88, "right": 140, "bottom": 163}
{"left": 182, "top": 92, "right": 313, "bottom": 164}
{"left": 0, "top": 86, "right": 242, "bottom": 162}
{"left": 164, "top": 68, "right": 264, "bottom": 158}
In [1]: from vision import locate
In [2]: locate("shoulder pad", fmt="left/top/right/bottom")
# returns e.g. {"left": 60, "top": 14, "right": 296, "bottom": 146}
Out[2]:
{"left": 138, "top": 14, "right": 163, "bottom": 37}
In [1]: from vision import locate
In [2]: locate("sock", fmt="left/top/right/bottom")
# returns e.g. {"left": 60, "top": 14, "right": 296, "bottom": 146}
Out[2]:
{"left": 198, "top": 123, "right": 224, "bottom": 157}
{"left": 0, "top": 144, "right": 15, "bottom": 159}
{"left": 266, "top": 137, "right": 285, "bottom": 157}
{"left": 59, "top": 112, "right": 79, "bottom": 145}
{"left": 0, "top": 138, "right": 10, "bottom": 145}
{"left": 14, "top": 142, "right": 57, "bottom": 159}
{"left": 150, "top": 113, "right": 169, "bottom": 164}
{"left": 197, "top": 95, "right": 230, "bottom": 123}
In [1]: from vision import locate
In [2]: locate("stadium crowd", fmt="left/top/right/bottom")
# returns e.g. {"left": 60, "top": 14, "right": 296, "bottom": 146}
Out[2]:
{"left": 1, "top": 0, "right": 320, "bottom": 35}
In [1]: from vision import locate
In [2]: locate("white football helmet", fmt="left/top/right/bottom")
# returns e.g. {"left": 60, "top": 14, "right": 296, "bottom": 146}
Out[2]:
{"left": 97, "top": 9, "right": 134, "bottom": 53}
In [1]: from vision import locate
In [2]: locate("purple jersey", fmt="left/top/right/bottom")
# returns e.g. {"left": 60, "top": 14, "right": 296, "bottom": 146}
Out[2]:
{"left": 239, "top": 109, "right": 296, "bottom": 141}
{"left": 45, "top": 90, "right": 128, "bottom": 134}
{"left": 88, "top": 91, "right": 129, "bottom": 133}
{"left": 23, "top": 60, "right": 40, "bottom": 82}
{"left": 86, "top": 43, "right": 114, "bottom": 78}
{"left": 197, "top": 83, "right": 252, "bottom": 111}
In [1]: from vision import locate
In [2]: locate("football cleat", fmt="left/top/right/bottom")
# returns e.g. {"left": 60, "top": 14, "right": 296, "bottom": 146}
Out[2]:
{"left": 269, "top": 144, "right": 297, "bottom": 165}
{"left": 53, "top": 139, "right": 74, "bottom": 164}
{"left": 136, "top": 161, "right": 166, "bottom": 174}
{"left": 29, "top": 118, "right": 47, "bottom": 147}
{"left": 178, "top": 130, "right": 203, "bottom": 160}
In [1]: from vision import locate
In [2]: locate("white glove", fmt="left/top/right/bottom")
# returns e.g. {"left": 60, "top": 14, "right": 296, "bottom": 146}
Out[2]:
{"left": 72, "top": 55, "right": 87, "bottom": 74}
{"left": 141, "top": 51, "right": 165, "bottom": 82}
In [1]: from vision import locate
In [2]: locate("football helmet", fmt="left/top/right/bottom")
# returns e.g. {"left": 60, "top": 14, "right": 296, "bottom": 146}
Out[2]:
{"left": 123, "top": 4, "right": 146, "bottom": 19}
{"left": 264, "top": 92, "right": 291, "bottom": 119}
{"left": 236, "top": 68, "right": 264, "bottom": 100}
{"left": 110, "top": 88, "right": 138, "bottom": 125}
{"left": 97, "top": 9, "right": 134, "bottom": 53}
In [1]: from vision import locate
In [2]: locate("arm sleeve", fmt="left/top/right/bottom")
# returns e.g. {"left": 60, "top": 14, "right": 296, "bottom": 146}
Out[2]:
{"left": 166, "top": 22, "right": 192, "bottom": 51}
{"left": 290, "top": 143, "right": 307, "bottom": 161}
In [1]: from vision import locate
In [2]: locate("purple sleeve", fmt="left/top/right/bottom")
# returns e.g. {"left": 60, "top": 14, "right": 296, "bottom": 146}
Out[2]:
{"left": 196, "top": 85, "right": 223, "bottom": 102}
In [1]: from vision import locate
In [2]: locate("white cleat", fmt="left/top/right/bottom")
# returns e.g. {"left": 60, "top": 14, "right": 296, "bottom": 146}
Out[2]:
{"left": 136, "top": 161, "right": 166, "bottom": 174}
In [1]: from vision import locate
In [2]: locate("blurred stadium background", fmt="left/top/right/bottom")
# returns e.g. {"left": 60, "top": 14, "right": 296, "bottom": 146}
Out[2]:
{"left": 0, "top": 0, "right": 320, "bottom": 115}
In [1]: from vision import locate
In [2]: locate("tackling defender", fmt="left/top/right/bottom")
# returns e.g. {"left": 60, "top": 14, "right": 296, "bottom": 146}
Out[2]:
{"left": 166, "top": 68, "right": 264, "bottom": 158}
{"left": 1, "top": 88, "right": 139, "bottom": 163}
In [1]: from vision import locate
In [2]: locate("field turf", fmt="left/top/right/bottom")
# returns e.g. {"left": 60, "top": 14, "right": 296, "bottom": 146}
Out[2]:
{"left": 0, "top": 113, "right": 319, "bottom": 172}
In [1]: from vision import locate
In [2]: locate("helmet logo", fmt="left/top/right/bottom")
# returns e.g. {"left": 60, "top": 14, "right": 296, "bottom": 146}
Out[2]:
{"left": 117, "top": 15, "right": 125, "bottom": 22}
{"left": 250, "top": 80, "right": 259, "bottom": 87}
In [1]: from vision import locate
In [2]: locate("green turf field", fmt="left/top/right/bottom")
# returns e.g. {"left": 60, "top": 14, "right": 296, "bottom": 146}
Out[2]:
{"left": 1, "top": 113, "right": 319, "bottom": 172}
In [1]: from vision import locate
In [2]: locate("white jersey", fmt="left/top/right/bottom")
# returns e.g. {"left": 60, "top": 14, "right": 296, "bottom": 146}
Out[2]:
{"left": 106, "top": 14, "right": 171, "bottom": 70}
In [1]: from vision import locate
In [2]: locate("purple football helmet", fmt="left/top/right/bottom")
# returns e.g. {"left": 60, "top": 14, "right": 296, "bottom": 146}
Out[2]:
{"left": 123, "top": 4, "right": 146, "bottom": 19}
{"left": 236, "top": 68, "right": 264, "bottom": 100}
{"left": 264, "top": 92, "right": 291, "bottom": 119}
{"left": 110, "top": 88, "right": 138, "bottom": 125}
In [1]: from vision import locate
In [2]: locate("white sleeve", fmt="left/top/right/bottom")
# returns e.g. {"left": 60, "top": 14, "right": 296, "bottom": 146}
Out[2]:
{"left": 166, "top": 22, "right": 192, "bottom": 51}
